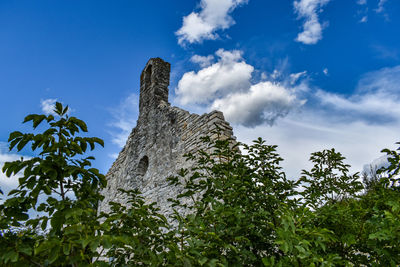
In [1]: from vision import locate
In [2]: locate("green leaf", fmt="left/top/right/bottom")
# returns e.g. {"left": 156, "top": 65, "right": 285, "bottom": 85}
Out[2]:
{"left": 198, "top": 257, "right": 208, "bottom": 265}
{"left": 48, "top": 246, "right": 59, "bottom": 264}
{"left": 15, "top": 212, "right": 29, "bottom": 221}
{"left": 89, "top": 237, "right": 101, "bottom": 252}
{"left": 62, "top": 105, "right": 69, "bottom": 115}
{"left": 63, "top": 243, "right": 71, "bottom": 256}
{"left": 10, "top": 251, "right": 19, "bottom": 263}
{"left": 55, "top": 102, "right": 63, "bottom": 115}
{"left": 80, "top": 139, "right": 87, "bottom": 152}
{"left": 23, "top": 114, "right": 36, "bottom": 123}
{"left": 262, "top": 257, "right": 274, "bottom": 266}
{"left": 102, "top": 235, "right": 112, "bottom": 249}
{"left": 1, "top": 102, "right": 108, "bottom": 266}
{"left": 46, "top": 114, "right": 54, "bottom": 122}
{"left": 8, "top": 131, "right": 23, "bottom": 141}
{"left": 18, "top": 244, "right": 33, "bottom": 256}
{"left": 9, "top": 138, "right": 21, "bottom": 151}
{"left": 51, "top": 212, "right": 63, "bottom": 230}
{"left": 32, "top": 115, "right": 46, "bottom": 128}
{"left": 41, "top": 217, "right": 49, "bottom": 231}
{"left": 35, "top": 242, "right": 50, "bottom": 255}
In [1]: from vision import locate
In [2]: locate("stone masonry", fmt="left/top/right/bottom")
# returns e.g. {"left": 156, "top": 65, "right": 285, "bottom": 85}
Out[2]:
{"left": 99, "top": 58, "right": 235, "bottom": 216}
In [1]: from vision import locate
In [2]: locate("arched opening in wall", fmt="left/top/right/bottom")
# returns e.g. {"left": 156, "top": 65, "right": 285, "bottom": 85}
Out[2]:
{"left": 144, "top": 65, "right": 152, "bottom": 87}
{"left": 137, "top": 156, "right": 149, "bottom": 177}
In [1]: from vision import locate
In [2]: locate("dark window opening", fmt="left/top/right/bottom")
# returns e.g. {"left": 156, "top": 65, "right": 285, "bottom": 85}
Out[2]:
{"left": 137, "top": 156, "right": 149, "bottom": 177}
{"left": 144, "top": 65, "right": 152, "bottom": 87}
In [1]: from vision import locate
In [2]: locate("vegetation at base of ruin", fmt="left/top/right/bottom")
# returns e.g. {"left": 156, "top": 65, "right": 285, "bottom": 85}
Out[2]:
{"left": 0, "top": 102, "right": 399, "bottom": 266}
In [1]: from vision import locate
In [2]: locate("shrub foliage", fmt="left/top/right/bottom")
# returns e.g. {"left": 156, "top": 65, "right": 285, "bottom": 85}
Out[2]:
{"left": 0, "top": 103, "right": 399, "bottom": 266}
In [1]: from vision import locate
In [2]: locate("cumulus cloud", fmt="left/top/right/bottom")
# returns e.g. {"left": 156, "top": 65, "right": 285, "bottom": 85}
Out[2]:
{"left": 227, "top": 64, "right": 400, "bottom": 179}
{"left": 212, "top": 81, "right": 305, "bottom": 127}
{"left": 108, "top": 93, "right": 139, "bottom": 148}
{"left": 177, "top": 49, "right": 253, "bottom": 105}
{"left": 294, "top": 0, "right": 330, "bottom": 45}
{"left": 357, "top": 0, "right": 367, "bottom": 5}
{"left": 40, "top": 98, "right": 57, "bottom": 115}
{"left": 176, "top": 49, "right": 306, "bottom": 127}
{"left": 191, "top": 54, "right": 215, "bottom": 67}
{"left": 176, "top": 60, "right": 400, "bottom": 181}
{"left": 176, "top": 0, "right": 248, "bottom": 45}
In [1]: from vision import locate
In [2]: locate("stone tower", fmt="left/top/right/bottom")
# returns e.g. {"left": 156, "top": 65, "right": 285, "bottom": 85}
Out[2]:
{"left": 100, "top": 58, "right": 235, "bottom": 215}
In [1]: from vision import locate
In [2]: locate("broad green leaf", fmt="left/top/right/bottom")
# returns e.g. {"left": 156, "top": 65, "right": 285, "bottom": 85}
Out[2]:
{"left": 18, "top": 244, "right": 33, "bottom": 256}
{"left": 63, "top": 243, "right": 71, "bottom": 255}
{"left": 48, "top": 246, "right": 59, "bottom": 264}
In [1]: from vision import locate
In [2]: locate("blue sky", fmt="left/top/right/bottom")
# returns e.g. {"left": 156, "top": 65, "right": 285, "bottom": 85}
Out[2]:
{"left": 1, "top": 0, "right": 399, "bottom": 193}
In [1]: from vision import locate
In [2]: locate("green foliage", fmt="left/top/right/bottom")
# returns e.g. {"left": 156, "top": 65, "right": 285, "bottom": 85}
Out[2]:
{"left": 99, "top": 189, "right": 176, "bottom": 266}
{"left": 166, "top": 134, "right": 400, "bottom": 266}
{"left": 167, "top": 136, "right": 299, "bottom": 265}
{"left": 1, "top": 104, "right": 399, "bottom": 266}
{"left": 300, "top": 148, "right": 363, "bottom": 208}
{"left": 0, "top": 102, "right": 106, "bottom": 266}
{"left": 380, "top": 141, "right": 400, "bottom": 189}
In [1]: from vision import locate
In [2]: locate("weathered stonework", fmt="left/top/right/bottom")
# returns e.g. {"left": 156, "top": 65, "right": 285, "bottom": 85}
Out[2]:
{"left": 100, "top": 58, "right": 235, "bottom": 215}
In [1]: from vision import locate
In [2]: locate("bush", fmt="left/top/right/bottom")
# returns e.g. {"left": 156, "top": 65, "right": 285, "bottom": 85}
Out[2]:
{"left": 1, "top": 104, "right": 399, "bottom": 266}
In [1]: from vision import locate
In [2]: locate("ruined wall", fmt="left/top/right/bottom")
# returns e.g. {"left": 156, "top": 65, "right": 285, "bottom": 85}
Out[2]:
{"left": 100, "top": 58, "right": 235, "bottom": 215}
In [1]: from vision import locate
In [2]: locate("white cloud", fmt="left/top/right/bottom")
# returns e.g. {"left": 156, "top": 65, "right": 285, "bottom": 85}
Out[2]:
{"left": 316, "top": 89, "right": 400, "bottom": 121}
{"left": 294, "top": 0, "right": 330, "bottom": 45}
{"left": 375, "top": 0, "right": 387, "bottom": 13}
{"left": 40, "top": 98, "right": 57, "bottom": 115}
{"left": 362, "top": 155, "right": 389, "bottom": 176}
{"left": 109, "top": 153, "right": 119, "bottom": 160}
{"left": 108, "top": 93, "right": 139, "bottom": 148}
{"left": 229, "top": 64, "right": 400, "bottom": 179}
{"left": 176, "top": 49, "right": 253, "bottom": 105}
{"left": 40, "top": 99, "right": 72, "bottom": 116}
{"left": 176, "top": 60, "right": 400, "bottom": 181}
{"left": 0, "top": 143, "right": 71, "bottom": 219}
{"left": 360, "top": 15, "right": 368, "bottom": 23}
{"left": 260, "top": 72, "right": 268, "bottom": 80}
{"left": 356, "top": 0, "right": 390, "bottom": 23}
{"left": 375, "top": 0, "right": 390, "bottom": 20}
{"left": 356, "top": 65, "right": 400, "bottom": 94}
{"left": 176, "top": 0, "right": 248, "bottom": 45}
{"left": 234, "top": 111, "right": 398, "bottom": 180}
{"left": 0, "top": 142, "right": 30, "bottom": 197}
{"left": 355, "top": 0, "right": 368, "bottom": 23}
{"left": 176, "top": 49, "right": 306, "bottom": 127}
{"left": 314, "top": 65, "right": 400, "bottom": 124}
{"left": 191, "top": 54, "right": 215, "bottom": 67}
{"left": 211, "top": 81, "right": 305, "bottom": 127}
{"left": 271, "top": 69, "right": 281, "bottom": 80}
{"left": 290, "top": 71, "right": 307, "bottom": 84}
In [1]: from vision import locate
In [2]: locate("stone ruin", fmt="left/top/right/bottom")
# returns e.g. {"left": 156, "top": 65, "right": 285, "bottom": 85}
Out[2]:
{"left": 99, "top": 58, "right": 235, "bottom": 215}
